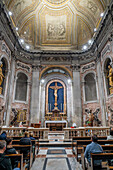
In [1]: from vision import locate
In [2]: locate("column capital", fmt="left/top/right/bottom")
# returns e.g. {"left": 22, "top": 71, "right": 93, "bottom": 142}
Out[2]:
{"left": 32, "top": 65, "right": 41, "bottom": 71}
{"left": 71, "top": 64, "right": 80, "bottom": 71}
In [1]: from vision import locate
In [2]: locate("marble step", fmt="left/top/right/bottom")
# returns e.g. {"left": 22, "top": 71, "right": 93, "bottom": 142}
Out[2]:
{"left": 39, "top": 142, "right": 71, "bottom": 147}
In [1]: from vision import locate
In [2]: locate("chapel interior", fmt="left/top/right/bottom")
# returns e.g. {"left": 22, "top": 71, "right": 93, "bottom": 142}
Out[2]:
{"left": 0, "top": 0, "right": 113, "bottom": 169}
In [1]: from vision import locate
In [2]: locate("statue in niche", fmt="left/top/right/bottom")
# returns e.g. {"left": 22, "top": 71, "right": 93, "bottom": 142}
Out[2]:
{"left": 108, "top": 65, "right": 113, "bottom": 87}
{"left": 0, "top": 64, "right": 5, "bottom": 94}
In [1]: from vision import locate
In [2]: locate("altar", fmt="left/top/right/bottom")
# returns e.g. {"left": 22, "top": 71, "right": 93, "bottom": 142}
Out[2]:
{"left": 45, "top": 120, "right": 67, "bottom": 131}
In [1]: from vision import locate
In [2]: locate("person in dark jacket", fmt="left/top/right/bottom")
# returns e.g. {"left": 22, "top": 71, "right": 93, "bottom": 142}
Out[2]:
{"left": 0, "top": 140, "right": 12, "bottom": 170}
{"left": 84, "top": 134, "right": 103, "bottom": 168}
{"left": 19, "top": 132, "right": 31, "bottom": 158}
{"left": 0, "top": 131, "right": 7, "bottom": 140}
{"left": 19, "top": 132, "right": 31, "bottom": 145}
{"left": 5, "top": 138, "right": 19, "bottom": 169}
{"left": 5, "top": 138, "right": 17, "bottom": 155}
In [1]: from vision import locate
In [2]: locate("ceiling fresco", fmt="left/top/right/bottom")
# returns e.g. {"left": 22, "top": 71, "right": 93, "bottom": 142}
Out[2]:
{"left": 4, "top": 0, "right": 109, "bottom": 50}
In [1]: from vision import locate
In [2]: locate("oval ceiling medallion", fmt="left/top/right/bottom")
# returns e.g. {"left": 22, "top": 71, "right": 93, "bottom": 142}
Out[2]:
{"left": 44, "top": 0, "right": 69, "bottom": 5}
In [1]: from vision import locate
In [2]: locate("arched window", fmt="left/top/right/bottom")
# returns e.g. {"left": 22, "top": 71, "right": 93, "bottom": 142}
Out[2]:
{"left": 15, "top": 72, "right": 28, "bottom": 101}
{"left": 84, "top": 73, "right": 97, "bottom": 102}
{"left": 104, "top": 58, "right": 111, "bottom": 95}
{"left": 0, "top": 58, "right": 8, "bottom": 95}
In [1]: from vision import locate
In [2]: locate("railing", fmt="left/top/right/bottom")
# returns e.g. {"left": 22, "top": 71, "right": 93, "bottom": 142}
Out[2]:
{"left": 0, "top": 127, "right": 49, "bottom": 139}
{"left": 63, "top": 127, "right": 110, "bottom": 139}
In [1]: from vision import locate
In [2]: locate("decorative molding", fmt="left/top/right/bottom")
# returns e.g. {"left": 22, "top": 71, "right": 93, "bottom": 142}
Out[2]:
{"left": 71, "top": 64, "right": 80, "bottom": 71}
{"left": 1, "top": 42, "right": 11, "bottom": 58}
{"left": 101, "top": 44, "right": 111, "bottom": 58}
{"left": 42, "top": 56, "right": 71, "bottom": 62}
{"left": 16, "top": 61, "right": 31, "bottom": 73}
{"left": 32, "top": 65, "right": 41, "bottom": 71}
{"left": 81, "top": 62, "right": 95, "bottom": 73}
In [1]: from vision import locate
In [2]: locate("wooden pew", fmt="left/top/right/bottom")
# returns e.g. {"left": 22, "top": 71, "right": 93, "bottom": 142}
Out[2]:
{"left": 90, "top": 153, "right": 113, "bottom": 170}
{"left": 12, "top": 139, "right": 37, "bottom": 163}
{"left": 8, "top": 136, "right": 39, "bottom": 140}
{"left": 72, "top": 140, "right": 113, "bottom": 161}
{"left": 81, "top": 145, "right": 113, "bottom": 170}
{"left": 72, "top": 136, "right": 107, "bottom": 141}
{"left": 6, "top": 154, "right": 23, "bottom": 170}
{"left": 72, "top": 140, "right": 113, "bottom": 154}
{"left": 12, "top": 145, "right": 32, "bottom": 170}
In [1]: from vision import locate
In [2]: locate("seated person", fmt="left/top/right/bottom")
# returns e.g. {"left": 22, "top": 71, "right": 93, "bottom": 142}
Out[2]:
{"left": 0, "top": 131, "right": 7, "bottom": 140}
{"left": 19, "top": 132, "right": 31, "bottom": 159}
{"left": 5, "top": 138, "right": 17, "bottom": 155}
{"left": 84, "top": 134, "right": 103, "bottom": 167}
{"left": 29, "top": 133, "right": 35, "bottom": 140}
{"left": 5, "top": 138, "right": 19, "bottom": 169}
{"left": 0, "top": 140, "right": 12, "bottom": 170}
{"left": 19, "top": 132, "right": 31, "bottom": 145}
{"left": 107, "top": 129, "right": 113, "bottom": 140}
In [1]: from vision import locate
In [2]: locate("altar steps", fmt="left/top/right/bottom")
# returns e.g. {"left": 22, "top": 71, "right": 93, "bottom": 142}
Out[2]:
{"left": 39, "top": 142, "right": 72, "bottom": 148}
{"left": 48, "top": 131, "right": 64, "bottom": 142}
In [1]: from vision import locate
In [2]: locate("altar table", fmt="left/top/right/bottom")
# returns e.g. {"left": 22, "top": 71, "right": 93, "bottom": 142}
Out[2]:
{"left": 45, "top": 120, "right": 67, "bottom": 131}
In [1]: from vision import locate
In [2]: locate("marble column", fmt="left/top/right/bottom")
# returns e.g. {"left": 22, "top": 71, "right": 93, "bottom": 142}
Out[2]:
{"left": 6, "top": 57, "right": 16, "bottom": 126}
{"left": 72, "top": 66, "right": 82, "bottom": 126}
{"left": 96, "top": 59, "right": 106, "bottom": 126}
{"left": 30, "top": 66, "right": 40, "bottom": 124}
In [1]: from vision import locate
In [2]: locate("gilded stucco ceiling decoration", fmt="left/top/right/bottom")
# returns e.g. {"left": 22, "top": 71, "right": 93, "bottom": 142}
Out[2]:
{"left": 4, "top": 0, "right": 108, "bottom": 50}
{"left": 44, "top": 0, "right": 69, "bottom": 5}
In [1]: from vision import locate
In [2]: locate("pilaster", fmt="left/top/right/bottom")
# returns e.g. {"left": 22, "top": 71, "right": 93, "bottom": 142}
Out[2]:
{"left": 30, "top": 65, "right": 40, "bottom": 124}
{"left": 72, "top": 65, "right": 82, "bottom": 126}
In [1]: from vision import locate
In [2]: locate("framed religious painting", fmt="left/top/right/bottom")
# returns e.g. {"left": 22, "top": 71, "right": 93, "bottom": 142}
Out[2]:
{"left": 17, "top": 110, "right": 27, "bottom": 122}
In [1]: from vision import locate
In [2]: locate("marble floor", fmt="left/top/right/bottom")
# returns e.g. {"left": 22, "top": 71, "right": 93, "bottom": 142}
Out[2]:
{"left": 31, "top": 133, "right": 83, "bottom": 170}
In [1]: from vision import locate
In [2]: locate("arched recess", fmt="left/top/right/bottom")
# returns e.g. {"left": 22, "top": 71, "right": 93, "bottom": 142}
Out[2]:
{"left": 103, "top": 56, "right": 112, "bottom": 96}
{"left": 39, "top": 68, "right": 73, "bottom": 126}
{"left": 84, "top": 72, "right": 97, "bottom": 102}
{"left": 0, "top": 55, "right": 9, "bottom": 96}
{"left": 46, "top": 79, "right": 66, "bottom": 114}
{"left": 14, "top": 71, "right": 28, "bottom": 102}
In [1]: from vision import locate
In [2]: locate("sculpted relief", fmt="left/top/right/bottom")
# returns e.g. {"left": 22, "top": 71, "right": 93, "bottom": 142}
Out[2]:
{"left": 46, "top": 15, "right": 66, "bottom": 40}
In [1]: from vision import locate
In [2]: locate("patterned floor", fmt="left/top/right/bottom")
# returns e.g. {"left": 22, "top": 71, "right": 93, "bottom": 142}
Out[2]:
{"left": 31, "top": 147, "right": 83, "bottom": 170}
{"left": 31, "top": 133, "right": 83, "bottom": 170}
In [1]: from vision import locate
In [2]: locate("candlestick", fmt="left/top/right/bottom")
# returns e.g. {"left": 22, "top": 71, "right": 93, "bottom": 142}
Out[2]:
{"left": 50, "top": 103, "right": 51, "bottom": 111}
{"left": 61, "top": 103, "right": 62, "bottom": 112}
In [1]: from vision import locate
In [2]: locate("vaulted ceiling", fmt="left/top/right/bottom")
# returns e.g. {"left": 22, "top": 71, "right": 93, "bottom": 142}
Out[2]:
{"left": 4, "top": 0, "right": 109, "bottom": 50}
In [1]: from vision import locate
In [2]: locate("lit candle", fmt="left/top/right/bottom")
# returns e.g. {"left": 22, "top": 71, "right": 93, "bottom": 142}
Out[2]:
{"left": 50, "top": 103, "right": 51, "bottom": 111}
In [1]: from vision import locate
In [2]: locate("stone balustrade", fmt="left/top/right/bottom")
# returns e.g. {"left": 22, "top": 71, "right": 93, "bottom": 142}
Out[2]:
{"left": 0, "top": 127, "right": 49, "bottom": 139}
{"left": 63, "top": 127, "right": 110, "bottom": 139}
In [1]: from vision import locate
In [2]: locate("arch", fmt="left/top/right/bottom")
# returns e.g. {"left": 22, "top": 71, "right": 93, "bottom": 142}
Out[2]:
{"left": 40, "top": 65, "right": 72, "bottom": 80}
{"left": 83, "top": 72, "right": 97, "bottom": 102}
{"left": 14, "top": 71, "right": 28, "bottom": 102}
{"left": 39, "top": 73, "right": 73, "bottom": 125}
